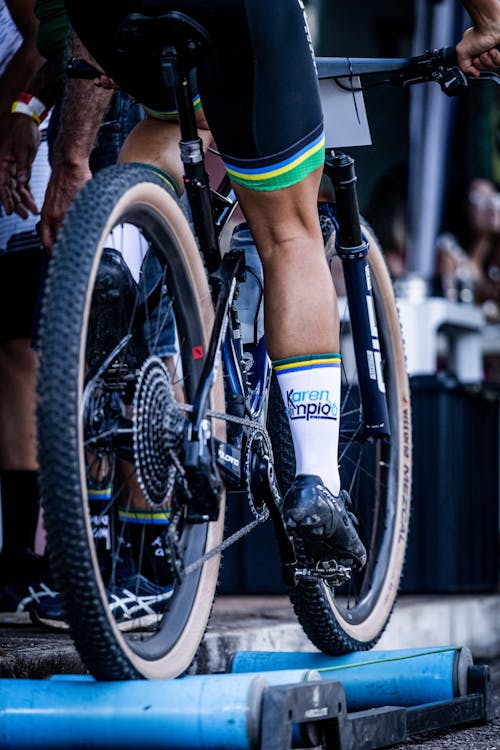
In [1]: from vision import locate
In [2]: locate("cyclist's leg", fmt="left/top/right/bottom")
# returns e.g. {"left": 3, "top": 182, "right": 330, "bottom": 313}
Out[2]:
{"left": 198, "top": 1, "right": 365, "bottom": 568}
{"left": 117, "top": 113, "right": 212, "bottom": 194}
{"left": 233, "top": 169, "right": 338, "bottom": 359}
{"left": 234, "top": 169, "right": 366, "bottom": 571}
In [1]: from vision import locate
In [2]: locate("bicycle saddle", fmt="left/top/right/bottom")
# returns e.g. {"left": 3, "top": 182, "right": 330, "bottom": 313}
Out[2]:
{"left": 116, "top": 11, "right": 211, "bottom": 69}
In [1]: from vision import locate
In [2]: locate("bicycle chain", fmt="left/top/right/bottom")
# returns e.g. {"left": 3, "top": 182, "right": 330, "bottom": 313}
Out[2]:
{"left": 170, "top": 406, "right": 351, "bottom": 585}
{"left": 184, "top": 515, "right": 264, "bottom": 575}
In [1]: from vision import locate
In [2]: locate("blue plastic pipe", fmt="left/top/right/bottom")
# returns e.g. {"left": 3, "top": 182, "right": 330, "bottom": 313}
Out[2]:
{"left": 0, "top": 668, "right": 319, "bottom": 749}
{"left": 229, "top": 646, "right": 473, "bottom": 710}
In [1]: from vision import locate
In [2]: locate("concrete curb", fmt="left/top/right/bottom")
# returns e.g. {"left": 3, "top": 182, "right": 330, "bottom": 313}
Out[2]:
{"left": 0, "top": 593, "right": 498, "bottom": 678}
{"left": 378, "top": 594, "right": 500, "bottom": 660}
{"left": 191, "top": 593, "right": 500, "bottom": 674}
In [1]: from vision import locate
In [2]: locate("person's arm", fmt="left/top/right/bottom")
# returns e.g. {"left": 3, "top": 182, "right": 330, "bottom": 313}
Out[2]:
{"left": 0, "top": 60, "right": 60, "bottom": 217}
{"left": 457, "top": 0, "right": 500, "bottom": 75}
{"left": 0, "top": 1, "right": 49, "bottom": 218}
{"left": 0, "top": 0, "right": 44, "bottom": 133}
{"left": 39, "top": 30, "right": 113, "bottom": 249}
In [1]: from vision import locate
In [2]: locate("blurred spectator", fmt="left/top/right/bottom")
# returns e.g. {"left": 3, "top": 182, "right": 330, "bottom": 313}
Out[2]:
{"left": 0, "top": 1, "right": 144, "bottom": 622}
{"left": 434, "top": 178, "right": 500, "bottom": 321}
{"left": 433, "top": 232, "right": 475, "bottom": 304}
{"left": 466, "top": 178, "right": 500, "bottom": 319}
{"left": 365, "top": 163, "right": 408, "bottom": 280}
{"left": 0, "top": 0, "right": 54, "bottom": 622}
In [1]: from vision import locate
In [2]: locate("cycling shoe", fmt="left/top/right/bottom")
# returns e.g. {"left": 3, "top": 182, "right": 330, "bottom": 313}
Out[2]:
{"left": 283, "top": 474, "right": 367, "bottom": 571}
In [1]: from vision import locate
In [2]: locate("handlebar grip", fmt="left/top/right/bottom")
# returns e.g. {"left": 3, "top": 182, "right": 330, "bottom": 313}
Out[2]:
{"left": 441, "top": 46, "right": 458, "bottom": 66}
{"left": 66, "top": 57, "right": 102, "bottom": 79}
{"left": 440, "top": 43, "right": 500, "bottom": 68}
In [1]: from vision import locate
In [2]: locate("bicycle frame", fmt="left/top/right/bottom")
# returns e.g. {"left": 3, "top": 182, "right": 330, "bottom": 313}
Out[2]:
{"left": 68, "top": 31, "right": 493, "bottom": 465}
{"left": 160, "top": 43, "right": 392, "bottom": 459}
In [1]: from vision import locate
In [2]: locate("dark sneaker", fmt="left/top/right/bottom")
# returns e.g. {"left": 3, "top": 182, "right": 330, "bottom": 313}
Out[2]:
{"left": 284, "top": 475, "right": 367, "bottom": 573}
{"left": 0, "top": 580, "right": 59, "bottom": 624}
{"left": 0, "top": 550, "right": 57, "bottom": 624}
{"left": 31, "top": 574, "right": 174, "bottom": 632}
{"left": 108, "top": 574, "right": 174, "bottom": 631}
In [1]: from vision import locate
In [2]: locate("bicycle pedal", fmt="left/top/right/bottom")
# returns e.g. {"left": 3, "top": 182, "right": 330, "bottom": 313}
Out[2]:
{"left": 295, "top": 559, "right": 353, "bottom": 587}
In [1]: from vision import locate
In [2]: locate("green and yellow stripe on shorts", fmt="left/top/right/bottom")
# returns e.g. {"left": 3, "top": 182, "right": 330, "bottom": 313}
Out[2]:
{"left": 144, "top": 94, "right": 202, "bottom": 121}
{"left": 223, "top": 124, "right": 325, "bottom": 191}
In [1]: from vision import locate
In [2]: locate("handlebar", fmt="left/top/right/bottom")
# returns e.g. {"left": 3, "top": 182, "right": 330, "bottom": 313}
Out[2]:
{"left": 68, "top": 46, "right": 500, "bottom": 97}
{"left": 316, "top": 46, "right": 500, "bottom": 96}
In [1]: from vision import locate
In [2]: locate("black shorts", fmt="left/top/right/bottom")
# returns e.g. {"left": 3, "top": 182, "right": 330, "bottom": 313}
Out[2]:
{"left": 65, "top": 0, "right": 325, "bottom": 190}
{"left": 0, "top": 234, "right": 46, "bottom": 344}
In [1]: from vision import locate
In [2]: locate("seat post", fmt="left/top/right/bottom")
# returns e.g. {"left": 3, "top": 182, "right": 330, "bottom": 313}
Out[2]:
{"left": 160, "top": 45, "right": 198, "bottom": 143}
{"left": 159, "top": 46, "right": 220, "bottom": 273}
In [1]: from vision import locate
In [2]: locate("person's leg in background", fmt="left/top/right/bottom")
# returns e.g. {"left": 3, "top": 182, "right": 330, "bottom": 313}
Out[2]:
{"left": 0, "top": 243, "right": 55, "bottom": 622}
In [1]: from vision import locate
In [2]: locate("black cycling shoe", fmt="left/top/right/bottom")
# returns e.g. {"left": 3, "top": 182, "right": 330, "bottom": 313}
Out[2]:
{"left": 283, "top": 475, "right": 367, "bottom": 571}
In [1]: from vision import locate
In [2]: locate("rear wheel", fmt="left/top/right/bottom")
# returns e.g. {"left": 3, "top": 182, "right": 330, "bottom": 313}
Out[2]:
{"left": 37, "top": 165, "right": 226, "bottom": 679}
{"left": 268, "top": 224, "right": 411, "bottom": 652}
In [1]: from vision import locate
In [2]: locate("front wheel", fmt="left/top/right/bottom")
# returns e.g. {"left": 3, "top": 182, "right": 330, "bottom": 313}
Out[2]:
{"left": 37, "top": 165, "right": 226, "bottom": 679}
{"left": 268, "top": 223, "right": 411, "bottom": 652}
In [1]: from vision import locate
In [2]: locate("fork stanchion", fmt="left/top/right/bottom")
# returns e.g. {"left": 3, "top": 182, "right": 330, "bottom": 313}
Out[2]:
{"left": 228, "top": 646, "right": 473, "bottom": 710}
{"left": 0, "top": 669, "right": 320, "bottom": 749}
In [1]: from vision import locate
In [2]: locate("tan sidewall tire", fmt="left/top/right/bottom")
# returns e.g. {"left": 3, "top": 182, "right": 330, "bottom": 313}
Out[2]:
{"left": 77, "top": 182, "right": 225, "bottom": 678}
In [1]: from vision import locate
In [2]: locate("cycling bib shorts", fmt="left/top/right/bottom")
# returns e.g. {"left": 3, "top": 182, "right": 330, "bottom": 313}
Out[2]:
{"left": 65, "top": 0, "right": 325, "bottom": 191}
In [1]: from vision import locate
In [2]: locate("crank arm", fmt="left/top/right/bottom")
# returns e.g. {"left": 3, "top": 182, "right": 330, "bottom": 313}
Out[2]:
{"left": 253, "top": 455, "right": 297, "bottom": 588}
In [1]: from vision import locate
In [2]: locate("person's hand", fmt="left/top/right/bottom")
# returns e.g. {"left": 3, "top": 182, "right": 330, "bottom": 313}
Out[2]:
{"left": 456, "top": 26, "right": 500, "bottom": 76}
{"left": 39, "top": 160, "right": 92, "bottom": 251}
{"left": 0, "top": 114, "right": 40, "bottom": 218}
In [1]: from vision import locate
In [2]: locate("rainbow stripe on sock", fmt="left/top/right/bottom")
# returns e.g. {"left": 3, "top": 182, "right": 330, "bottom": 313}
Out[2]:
{"left": 88, "top": 484, "right": 113, "bottom": 501}
{"left": 131, "top": 162, "right": 179, "bottom": 195}
{"left": 118, "top": 507, "right": 171, "bottom": 525}
{"left": 273, "top": 353, "right": 341, "bottom": 375}
{"left": 143, "top": 94, "right": 202, "bottom": 121}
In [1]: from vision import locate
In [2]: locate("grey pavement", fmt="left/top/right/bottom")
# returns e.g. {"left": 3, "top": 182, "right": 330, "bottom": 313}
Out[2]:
{"left": 393, "top": 658, "right": 500, "bottom": 749}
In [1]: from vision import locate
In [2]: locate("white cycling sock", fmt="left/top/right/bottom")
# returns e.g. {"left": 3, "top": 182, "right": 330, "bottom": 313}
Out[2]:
{"left": 273, "top": 353, "right": 341, "bottom": 496}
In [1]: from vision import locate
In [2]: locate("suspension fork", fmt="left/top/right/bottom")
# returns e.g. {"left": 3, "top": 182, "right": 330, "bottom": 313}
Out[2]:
{"left": 325, "top": 152, "right": 390, "bottom": 438}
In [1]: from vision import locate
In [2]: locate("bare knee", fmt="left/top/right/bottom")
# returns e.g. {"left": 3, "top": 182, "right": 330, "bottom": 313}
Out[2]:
{"left": 232, "top": 167, "right": 324, "bottom": 265}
